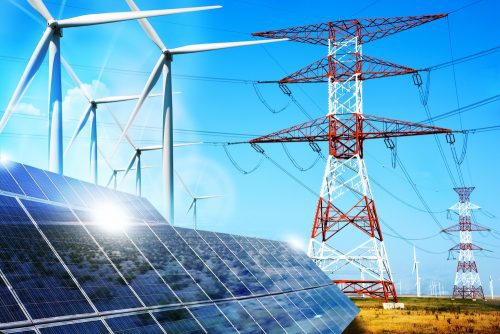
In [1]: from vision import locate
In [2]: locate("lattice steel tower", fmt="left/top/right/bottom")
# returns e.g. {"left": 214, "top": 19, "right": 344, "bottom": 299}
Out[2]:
{"left": 253, "top": 14, "right": 447, "bottom": 302}
{"left": 444, "top": 187, "right": 488, "bottom": 300}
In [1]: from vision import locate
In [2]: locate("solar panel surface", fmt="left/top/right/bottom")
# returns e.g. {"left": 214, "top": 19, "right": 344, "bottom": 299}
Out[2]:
{"left": 0, "top": 161, "right": 358, "bottom": 333}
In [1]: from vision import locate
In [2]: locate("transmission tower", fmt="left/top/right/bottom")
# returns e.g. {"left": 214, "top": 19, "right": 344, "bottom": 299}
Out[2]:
{"left": 443, "top": 187, "right": 489, "bottom": 300}
{"left": 252, "top": 14, "right": 448, "bottom": 303}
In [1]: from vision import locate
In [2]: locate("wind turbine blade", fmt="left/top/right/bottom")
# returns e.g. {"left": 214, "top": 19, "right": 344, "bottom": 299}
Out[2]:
{"left": 106, "top": 109, "right": 136, "bottom": 149}
{"left": 105, "top": 173, "right": 115, "bottom": 188}
{"left": 0, "top": 28, "right": 53, "bottom": 133}
{"left": 187, "top": 200, "right": 195, "bottom": 214}
{"left": 57, "top": 6, "right": 222, "bottom": 28}
{"left": 64, "top": 104, "right": 92, "bottom": 156}
{"left": 27, "top": 0, "right": 53, "bottom": 22}
{"left": 169, "top": 38, "right": 288, "bottom": 55}
{"left": 61, "top": 57, "right": 93, "bottom": 103}
{"left": 140, "top": 145, "right": 162, "bottom": 151}
{"left": 197, "top": 195, "right": 223, "bottom": 200}
{"left": 95, "top": 92, "right": 162, "bottom": 104}
{"left": 125, "top": 0, "right": 167, "bottom": 51}
{"left": 174, "top": 170, "right": 194, "bottom": 199}
{"left": 120, "top": 153, "right": 138, "bottom": 185}
{"left": 112, "top": 54, "right": 165, "bottom": 156}
{"left": 173, "top": 142, "right": 203, "bottom": 147}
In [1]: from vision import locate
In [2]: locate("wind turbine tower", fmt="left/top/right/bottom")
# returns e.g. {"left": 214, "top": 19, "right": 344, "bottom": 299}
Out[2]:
{"left": 413, "top": 245, "right": 421, "bottom": 297}
{"left": 489, "top": 276, "right": 494, "bottom": 300}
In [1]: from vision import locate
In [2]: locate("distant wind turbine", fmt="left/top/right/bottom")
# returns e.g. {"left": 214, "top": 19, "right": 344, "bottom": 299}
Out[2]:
{"left": 175, "top": 171, "right": 222, "bottom": 229}
{"left": 114, "top": 0, "right": 288, "bottom": 224}
{"left": 412, "top": 245, "right": 421, "bottom": 297}
{"left": 62, "top": 58, "right": 162, "bottom": 184}
{"left": 0, "top": 0, "right": 222, "bottom": 174}
{"left": 489, "top": 276, "right": 494, "bottom": 300}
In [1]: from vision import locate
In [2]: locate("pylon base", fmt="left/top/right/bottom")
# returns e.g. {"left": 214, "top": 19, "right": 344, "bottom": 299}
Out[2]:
{"left": 334, "top": 279, "right": 398, "bottom": 302}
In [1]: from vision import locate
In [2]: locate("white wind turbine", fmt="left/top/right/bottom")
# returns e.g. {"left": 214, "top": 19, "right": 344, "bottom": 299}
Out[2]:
{"left": 120, "top": 142, "right": 201, "bottom": 196}
{"left": 62, "top": 58, "right": 162, "bottom": 184}
{"left": 175, "top": 171, "right": 222, "bottom": 229}
{"left": 412, "top": 245, "right": 421, "bottom": 297}
{"left": 489, "top": 276, "right": 494, "bottom": 300}
{"left": 114, "top": 0, "right": 288, "bottom": 224}
{"left": 0, "top": 0, "right": 221, "bottom": 174}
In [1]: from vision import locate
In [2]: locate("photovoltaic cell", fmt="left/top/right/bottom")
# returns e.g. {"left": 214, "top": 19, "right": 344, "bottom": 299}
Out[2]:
{"left": 0, "top": 162, "right": 358, "bottom": 333}
{"left": 0, "top": 195, "right": 94, "bottom": 319}
{"left": 20, "top": 200, "right": 142, "bottom": 312}
{"left": 3, "top": 162, "right": 47, "bottom": 200}
{"left": 80, "top": 222, "right": 179, "bottom": 307}
{"left": 40, "top": 320, "right": 109, "bottom": 333}
{"left": 215, "top": 232, "right": 280, "bottom": 294}
{"left": 0, "top": 162, "right": 24, "bottom": 196}
{"left": 106, "top": 313, "right": 164, "bottom": 334}
{"left": 153, "top": 308, "right": 205, "bottom": 334}
{"left": 23, "top": 165, "right": 66, "bottom": 204}
{"left": 239, "top": 298, "right": 284, "bottom": 333}
{"left": 150, "top": 225, "right": 232, "bottom": 301}
{"left": 176, "top": 227, "right": 251, "bottom": 297}
{"left": 217, "top": 300, "right": 264, "bottom": 334}
{"left": 196, "top": 230, "right": 267, "bottom": 295}
{"left": 0, "top": 276, "right": 26, "bottom": 324}
{"left": 125, "top": 224, "right": 207, "bottom": 303}
{"left": 188, "top": 304, "right": 237, "bottom": 333}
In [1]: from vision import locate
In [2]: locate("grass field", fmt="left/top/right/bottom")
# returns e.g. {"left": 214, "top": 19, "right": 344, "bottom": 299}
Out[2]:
{"left": 343, "top": 297, "right": 500, "bottom": 334}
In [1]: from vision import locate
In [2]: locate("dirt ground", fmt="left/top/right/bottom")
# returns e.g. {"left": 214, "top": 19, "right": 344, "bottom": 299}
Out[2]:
{"left": 343, "top": 296, "right": 500, "bottom": 334}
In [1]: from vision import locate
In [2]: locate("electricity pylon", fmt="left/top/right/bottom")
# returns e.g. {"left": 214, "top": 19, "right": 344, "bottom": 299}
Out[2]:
{"left": 252, "top": 13, "right": 448, "bottom": 302}
{"left": 443, "top": 187, "right": 489, "bottom": 300}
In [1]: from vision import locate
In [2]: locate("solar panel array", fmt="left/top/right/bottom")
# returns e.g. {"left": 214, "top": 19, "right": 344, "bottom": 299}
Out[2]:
{"left": 0, "top": 161, "right": 358, "bottom": 333}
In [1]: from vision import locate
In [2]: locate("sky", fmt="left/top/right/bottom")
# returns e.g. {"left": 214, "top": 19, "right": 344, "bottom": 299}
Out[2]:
{"left": 0, "top": 0, "right": 499, "bottom": 297}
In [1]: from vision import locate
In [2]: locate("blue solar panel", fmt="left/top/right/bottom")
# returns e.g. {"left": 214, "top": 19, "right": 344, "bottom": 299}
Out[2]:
{"left": 81, "top": 223, "right": 179, "bottom": 307}
{"left": 197, "top": 230, "right": 267, "bottom": 295}
{"left": 215, "top": 232, "right": 281, "bottom": 294}
{"left": 3, "top": 162, "right": 47, "bottom": 200}
{"left": 176, "top": 227, "right": 251, "bottom": 297}
{"left": 0, "top": 162, "right": 358, "bottom": 333}
{"left": 150, "top": 225, "right": 232, "bottom": 301}
{"left": 105, "top": 313, "right": 164, "bottom": 334}
{"left": 23, "top": 165, "right": 66, "bottom": 204}
{"left": 153, "top": 308, "right": 205, "bottom": 334}
{"left": 0, "top": 276, "right": 27, "bottom": 324}
{"left": 188, "top": 304, "right": 237, "bottom": 333}
{"left": 40, "top": 320, "right": 109, "bottom": 333}
{"left": 0, "top": 162, "right": 25, "bottom": 196}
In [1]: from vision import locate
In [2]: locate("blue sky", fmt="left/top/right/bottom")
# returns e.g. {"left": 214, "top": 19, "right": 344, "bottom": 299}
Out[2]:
{"left": 0, "top": 0, "right": 499, "bottom": 296}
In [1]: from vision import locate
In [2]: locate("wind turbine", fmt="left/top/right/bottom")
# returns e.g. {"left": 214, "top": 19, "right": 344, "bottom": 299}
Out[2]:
{"left": 0, "top": 0, "right": 221, "bottom": 174}
{"left": 175, "top": 171, "right": 222, "bottom": 229}
{"left": 114, "top": 0, "right": 288, "bottom": 224}
{"left": 62, "top": 58, "right": 162, "bottom": 184}
{"left": 489, "top": 276, "right": 494, "bottom": 300}
{"left": 120, "top": 145, "right": 161, "bottom": 196}
{"left": 412, "top": 245, "right": 421, "bottom": 297}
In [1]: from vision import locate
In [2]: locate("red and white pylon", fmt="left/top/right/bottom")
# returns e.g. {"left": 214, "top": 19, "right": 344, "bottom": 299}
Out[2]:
{"left": 444, "top": 187, "right": 488, "bottom": 300}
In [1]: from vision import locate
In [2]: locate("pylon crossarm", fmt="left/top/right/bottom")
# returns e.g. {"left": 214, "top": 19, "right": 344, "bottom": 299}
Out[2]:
{"left": 252, "top": 14, "right": 447, "bottom": 45}
{"left": 449, "top": 243, "right": 484, "bottom": 251}
{"left": 442, "top": 223, "right": 490, "bottom": 232}
{"left": 250, "top": 113, "right": 451, "bottom": 144}
{"left": 279, "top": 54, "right": 416, "bottom": 84}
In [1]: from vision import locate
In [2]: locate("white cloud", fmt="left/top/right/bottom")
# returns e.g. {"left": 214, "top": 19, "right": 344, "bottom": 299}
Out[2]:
{"left": 14, "top": 102, "right": 41, "bottom": 116}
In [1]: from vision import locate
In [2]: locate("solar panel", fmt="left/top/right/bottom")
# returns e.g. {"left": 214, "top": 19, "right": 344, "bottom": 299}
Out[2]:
{"left": 0, "top": 161, "right": 358, "bottom": 333}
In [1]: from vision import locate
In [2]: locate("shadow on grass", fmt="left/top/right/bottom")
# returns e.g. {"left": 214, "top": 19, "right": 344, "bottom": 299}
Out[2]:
{"left": 343, "top": 317, "right": 366, "bottom": 334}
